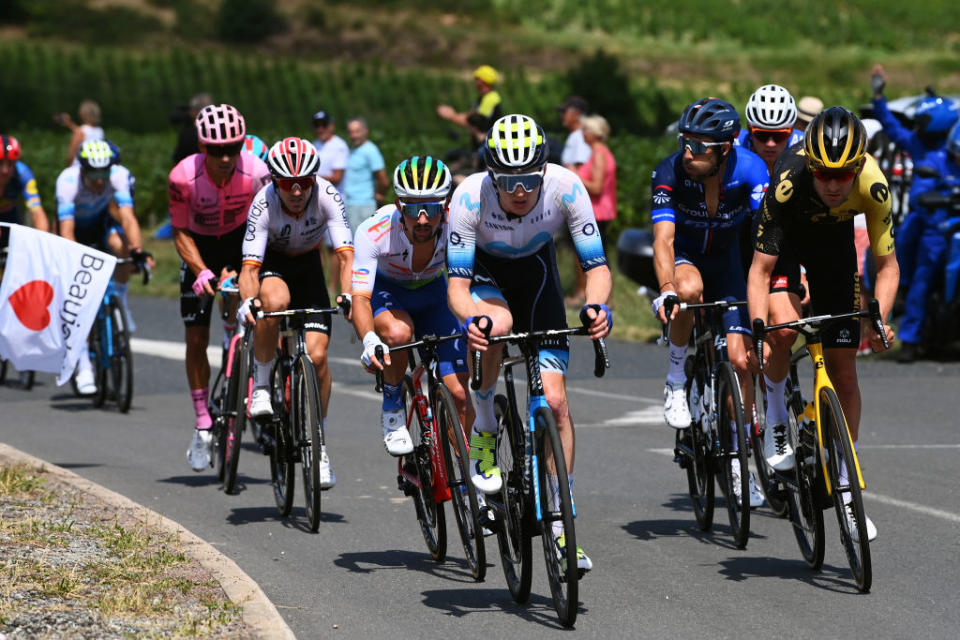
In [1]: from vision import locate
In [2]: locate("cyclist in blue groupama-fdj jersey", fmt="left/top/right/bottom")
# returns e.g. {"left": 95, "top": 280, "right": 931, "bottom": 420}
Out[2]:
{"left": 447, "top": 114, "right": 613, "bottom": 572}
{"left": 56, "top": 140, "right": 153, "bottom": 394}
{"left": 0, "top": 135, "right": 49, "bottom": 248}
{"left": 650, "top": 98, "right": 769, "bottom": 507}
{"left": 351, "top": 156, "right": 473, "bottom": 456}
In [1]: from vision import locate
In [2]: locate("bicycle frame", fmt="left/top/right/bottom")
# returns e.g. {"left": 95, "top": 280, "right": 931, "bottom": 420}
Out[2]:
{"left": 400, "top": 355, "right": 451, "bottom": 504}
{"left": 92, "top": 280, "right": 120, "bottom": 370}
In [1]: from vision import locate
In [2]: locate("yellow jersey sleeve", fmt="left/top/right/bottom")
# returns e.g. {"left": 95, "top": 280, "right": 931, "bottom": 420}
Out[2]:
{"left": 852, "top": 155, "right": 895, "bottom": 257}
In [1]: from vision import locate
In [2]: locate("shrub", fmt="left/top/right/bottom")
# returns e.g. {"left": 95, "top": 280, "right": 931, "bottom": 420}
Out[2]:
{"left": 217, "top": 0, "right": 286, "bottom": 44}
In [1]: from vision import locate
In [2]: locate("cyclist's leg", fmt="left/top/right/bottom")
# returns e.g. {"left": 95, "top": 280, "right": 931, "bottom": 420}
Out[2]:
{"left": 181, "top": 260, "right": 218, "bottom": 470}
{"left": 662, "top": 256, "right": 703, "bottom": 428}
{"left": 252, "top": 275, "right": 289, "bottom": 416}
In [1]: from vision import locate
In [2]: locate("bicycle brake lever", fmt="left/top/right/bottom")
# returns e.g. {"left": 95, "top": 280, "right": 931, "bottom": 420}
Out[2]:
{"left": 659, "top": 295, "right": 679, "bottom": 346}
{"left": 470, "top": 316, "right": 491, "bottom": 391}
{"left": 752, "top": 318, "right": 766, "bottom": 371}
{"left": 593, "top": 337, "right": 609, "bottom": 378}
{"left": 867, "top": 298, "right": 889, "bottom": 350}
{"left": 374, "top": 345, "right": 384, "bottom": 393}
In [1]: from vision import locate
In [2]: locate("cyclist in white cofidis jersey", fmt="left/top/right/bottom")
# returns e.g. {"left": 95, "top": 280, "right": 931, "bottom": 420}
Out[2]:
{"left": 351, "top": 156, "right": 472, "bottom": 456}
{"left": 447, "top": 114, "right": 612, "bottom": 573}
{"left": 170, "top": 104, "right": 271, "bottom": 472}
{"left": 239, "top": 137, "right": 354, "bottom": 490}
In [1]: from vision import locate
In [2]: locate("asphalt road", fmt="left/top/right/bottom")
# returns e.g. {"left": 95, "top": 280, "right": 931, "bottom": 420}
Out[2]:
{"left": 2, "top": 296, "right": 959, "bottom": 638}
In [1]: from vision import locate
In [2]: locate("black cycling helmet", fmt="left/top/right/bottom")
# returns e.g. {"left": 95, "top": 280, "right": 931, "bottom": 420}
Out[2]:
{"left": 804, "top": 106, "right": 867, "bottom": 170}
{"left": 678, "top": 98, "right": 740, "bottom": 142}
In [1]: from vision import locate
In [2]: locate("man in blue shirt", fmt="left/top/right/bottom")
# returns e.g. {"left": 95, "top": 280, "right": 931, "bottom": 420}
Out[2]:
{"left": 342, "top": 117, "right": 388, "bottom": 232}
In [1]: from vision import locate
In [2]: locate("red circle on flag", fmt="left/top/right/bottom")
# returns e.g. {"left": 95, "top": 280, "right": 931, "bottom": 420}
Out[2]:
{"left": 9, "top": 280, "right": 54, "bottom": 331}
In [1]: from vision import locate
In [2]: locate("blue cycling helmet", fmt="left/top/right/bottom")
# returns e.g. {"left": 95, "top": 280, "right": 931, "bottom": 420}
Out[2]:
{"left": 243, "top": 134, "right": 269, "bottom": 161}
{"left": 77, "top": 140, "right": 118, "bottom": 170}
{"left": 678, "top": 97, "right": 740, "bottom": 142}
{"left": 914, "top": 95, "right": 959, "bottom": 141}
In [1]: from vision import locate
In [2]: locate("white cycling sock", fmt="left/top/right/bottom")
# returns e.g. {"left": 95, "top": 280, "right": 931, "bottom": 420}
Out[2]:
{"left": 471, "top": 387, "right": 497, "bottom": 435}
{"left": 764, "top": 374, "right": 789, "bottom": 425}
{"left": 548, "top": 474, "right": 564, "bottom": 538}
{"left": 667, "top": 342, "right": 687, "bottom": 383}
{"left": 253, "top": 357, "right": 272, "bottom": 389}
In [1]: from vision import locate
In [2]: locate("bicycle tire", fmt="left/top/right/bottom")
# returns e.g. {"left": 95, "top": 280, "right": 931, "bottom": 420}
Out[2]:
{"left": 684, "top": 365, "right": 714, "bottom": 530}
{"left": 820, "top": 386, "right": 872, "bottom": 592}
{"left": 751, "top": 374, "right": 789, "bottom": 516}
{"left": 223, "top": 335, "right": 248, "bottom": 495}
{"left": 786, "top": 405, "right": 825, "bottom": 569}
{"left": 109, "top": 301, "right": 134, "bottom": 413}
{"left": 717, "top": 363, "right": 750, "bottom": 549}
{"left": 0, "top": 358, "right": 7, "bottom": 384}
{"left": 535, "top": 406, "right": 579, "bottom": 628}
{"left": 293, "top": 354, "right": 323, "bottom": 532}
{"left": 91, "top": 329, "right": 107, "bottom": 408}
{"left": 268, "top": 361, "right": 295, "bottom": 516}
{"left": 401, "top": 376, "right": 446, "bottom": 561}
{"left": 436, "top": 383, "right": 486, "bottom": 581}
{"left": 493, "top": 394, "right": 532, "bottom": 604}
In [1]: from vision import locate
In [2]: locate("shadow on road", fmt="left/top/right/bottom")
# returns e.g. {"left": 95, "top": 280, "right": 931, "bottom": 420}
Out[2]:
{"left": 54, "top": 462, "right": 103, "bottom": 470}
{"left": 716, "top": 555, "right": 865, "bottom": 593}
{"left": 227, "top": 505, "right": 346, "bottom": 531}
{"left": 333, "top": 549, "right": 476, "bottom": 583}
{"left": 420, "top": 587, "right": 586, "bottom": 629}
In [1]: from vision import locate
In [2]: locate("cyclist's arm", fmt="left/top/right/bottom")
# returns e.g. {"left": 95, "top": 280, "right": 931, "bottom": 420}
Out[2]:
{"left": 351, "top": 293, "right": 375, "bottom": 339}
{"left": 29, "top": 207, "right": 49, "bottom": 232}
{"left": 17, "top": 164, "right": 48, "bottom": 232}
{"left": 54, "top": 168, "right": 77, "bottom": 240}
{"left": 747, "top": 250, "right": 777, "bottom": 326}
{"left": 873, "top": 251, "right": 899, "bottom": 323}
{"left": 447, "top": 275, "right": 478, "bottom": 323}
{"left": 110, "top": 204, "right": 144, "bottom": 251}
{"left": 173, "top": 228, "right": 208, "bottom": 276}
{"left": 238, "top": 261, "right": 261, "bottom": 303}
{"left": 652, "top": 221, "right": 676, "bottom": 295}
{"left": 59, "top": 218, "right": 76, "bottom": 242}
{"left": 445, "top": 187, "right": 479, "bottom": 322}
{"left": 333, "top": 247, "right": 354, "bottom": 299}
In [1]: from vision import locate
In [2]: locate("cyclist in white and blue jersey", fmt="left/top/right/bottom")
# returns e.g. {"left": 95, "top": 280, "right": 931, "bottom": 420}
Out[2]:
{"left": 650, "top": 98, "right": 769, "bottom": 507}
{"left": 447, "top": 114, "right": 612, "bottom": 572}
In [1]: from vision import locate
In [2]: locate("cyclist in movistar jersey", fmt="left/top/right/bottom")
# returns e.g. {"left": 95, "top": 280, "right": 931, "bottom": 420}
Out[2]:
{"left": 749, "top": 107, "right": 899, "bottom": 541}
{"left": 447, "top": 114, "right": 612, "bottom": 572}
{"left": 651, "top": 97, "right": 769, "bottom": 508}
{"left": 0, "top": 135, "right": 49, "bottom": 248}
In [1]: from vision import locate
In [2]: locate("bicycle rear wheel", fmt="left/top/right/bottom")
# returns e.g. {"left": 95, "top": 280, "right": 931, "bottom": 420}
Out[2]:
{"left": 401, "top": 376, "right": 446, "bottom": 560}
{"left": 751, "top": 374, "right": 789, "bottom": 516}
{"left": 269, "top": 362, "right": 295, "bottom": 516}
{"left": 109, "top": 301, "right": 134, "bottom": 413}
{"left": 785, "top": 408, "right": 825, "bottom": 569}
{"left": 685, "top": 369, "right": 714, "bottom": 531}
{"left": 717, "top": 363, "right": 750, "bottom": 549}
{"left": 293, "top": 354, "right": 323, "bottom": 532}
{"left": 535, "top": 406, "right": 578, "bottom": 628}
{"left": 820, "top": 387, "right": 872, "bottom": 592}
{"left": 223, "top": 336, "right": 248, "bottom": 495}
{"left": 436, "top": 383, "right": 485, "bottom": 580}
{"left": 494, "top": 394, "right": 532, "bottom": 603}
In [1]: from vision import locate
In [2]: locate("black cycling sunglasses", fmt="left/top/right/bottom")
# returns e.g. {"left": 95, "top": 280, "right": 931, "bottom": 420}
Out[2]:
{"left": 205, "top": 141, "right": 244, "bottom": 157}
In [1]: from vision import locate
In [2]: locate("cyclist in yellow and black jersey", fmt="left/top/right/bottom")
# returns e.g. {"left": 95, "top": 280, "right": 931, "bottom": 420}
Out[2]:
{"left": 748, "top": 107, "right": 899, "bottom": 541}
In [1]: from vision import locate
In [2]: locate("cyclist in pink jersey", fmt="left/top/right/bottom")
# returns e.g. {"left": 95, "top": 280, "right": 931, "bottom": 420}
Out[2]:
{"left": 170, "top": 104, "right": 271, "bottom": 472}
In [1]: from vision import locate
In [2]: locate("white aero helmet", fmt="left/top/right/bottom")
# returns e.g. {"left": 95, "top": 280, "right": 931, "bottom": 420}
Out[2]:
{"left": 483, "top": 113, "right": 548, "bottom": 172}
{"left": 745, "top": 84, "right": 798, "bottom": 129}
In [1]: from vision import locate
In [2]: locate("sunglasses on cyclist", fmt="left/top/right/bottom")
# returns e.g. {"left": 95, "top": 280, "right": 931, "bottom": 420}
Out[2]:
{"left": 274, "top": 176, "right": 316, "bottom": 192}
{"left": 489, "top": 170, "right": 544, "bottom": 193}
{"left": 678, "top": 135, "right": 727, "bottom": 155}
{"left": 400, "top": 201, "right": 446, "bottom": 220}
{"left": 810, "top": 166, "right": 859, "bottom": 183}
{"left": 750, "top": 127, "right": 793, "bottom": 144}
{"left": 205, "top": 141, "right": 244, "bottom": 157}
{"left": 82, "top": 169, "right": 110, "bottom": 181}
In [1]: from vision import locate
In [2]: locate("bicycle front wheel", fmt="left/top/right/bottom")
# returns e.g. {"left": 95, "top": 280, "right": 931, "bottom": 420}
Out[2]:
{"left": 109, "top": 301, "right": 134, "bottom": 413}
{"left": 535, "top": 406, "right": 578, "bottom": 628}
{"left": 717, "top": 363, "right": 750, "bottom": 549}
{"left": 751, "top": 374, "right": 788, "bottom": 516}
{"left": 436, "top": 383, "right": 485, "bottom": 580}
{"left": 268, "top": 361, "right": 295, "bottom": 516}
{"left": 786, "top": 406, "right": 825, "bottom": 569}
{"left": 223, "top": 336, "right": 248, "bottom": 495}
{"left": 821, "top": 386, "right": 872, "bottom": 592}
{"left": 91, "top": 331, "right": 107, "bottom": 408}
{"left": 685, "top": 370, "right": 714, "bottom": 531}
{"left": 494, "top": 394, "right": 532, "bottom": 603}
{"left": 401, "top": 376, "right": 446, "bottom": 560}
{"left": 293, "top": 354, "right": 323, "bottom": 532}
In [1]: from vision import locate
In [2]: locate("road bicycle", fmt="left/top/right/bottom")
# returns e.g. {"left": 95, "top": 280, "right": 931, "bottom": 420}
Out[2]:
{"left": 752, "top": 299, "right": 888, "bottom": 592}
{"left": 473, "top": 321, "right": 608, "bottom": 627}
{"left": 261, "top": 303, "right": 346, "bottom": 532}
{"left": 663, "top": 297, "right": 752, "bottom": 549}
{"left": 78, "top": 257, "right": 150, "bottom": 413}
{"left": 370, "top": 333, "right": 486, "bottom": 580}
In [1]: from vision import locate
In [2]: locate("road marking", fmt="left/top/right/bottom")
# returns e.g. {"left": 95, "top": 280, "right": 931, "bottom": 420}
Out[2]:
{"left": 864, "top": 492, "right": 960, "bottom": 523}
{"left": 859, "top": 444, "right": 960, "bottom": 450}
{"left": 578, "top": 406, "right": 666, "bottom": 428}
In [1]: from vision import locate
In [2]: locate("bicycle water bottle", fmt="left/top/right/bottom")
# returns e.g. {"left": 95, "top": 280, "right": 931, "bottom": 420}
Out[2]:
{"left": 801, "top": 401, "right": 817, "bottom": 465}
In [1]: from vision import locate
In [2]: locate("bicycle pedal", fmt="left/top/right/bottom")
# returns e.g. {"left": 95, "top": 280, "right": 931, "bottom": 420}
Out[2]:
{"left": 478, "top": 506, "right": 501, "bottom": 533}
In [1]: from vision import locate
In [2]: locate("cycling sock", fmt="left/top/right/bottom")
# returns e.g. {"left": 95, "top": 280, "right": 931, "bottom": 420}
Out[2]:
{"left": 471, "top": 387, "right": 496, "bottom": 435}
{"left": 764, "top": 374, "right": 789, "bottom": 425}
{"left": 382, "top": 381, "right": 403, "bottom": 412}
{"left": 253, "top": 357, "right": 272, "bottom": 389}
{"left": 548, "top": 474, "right": 563, "bottom": 538}
{"left": 191, "top": 388, "right": 212, "bottom": 430}
{"left": 667, "top": 342, "right": 687, "bottom": 383}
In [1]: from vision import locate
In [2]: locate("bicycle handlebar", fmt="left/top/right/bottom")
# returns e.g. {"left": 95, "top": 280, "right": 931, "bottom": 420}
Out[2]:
{"left": 115, "top": 256, "right": 151, "bottom": 285}
{"left": 370, "top": 333, "right": 461, "bottom": 393}
{"left": 472, "top": 325, "right": 609, "bottom": 386}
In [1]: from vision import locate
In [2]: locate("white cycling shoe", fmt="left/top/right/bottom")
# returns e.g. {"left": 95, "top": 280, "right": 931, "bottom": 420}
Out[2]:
{"left": 663, "top": 379, "right": 691, "bottom": 429}
{"left": 844, "top": 502, "right": 878, "bottom": 542}
{"left": 186, "top": 429, "right": 213, "bottom": 472}
{"left": 320, "top": 450, "right": 336, "bottom": 489}
{"left": 249, "top": 388, "right": 273, "bottom": 418}
{"left": 74, "top": 366, "right": 97, "bottom": 396}
{"left": 382, "top": 410, "right": 413, "bottom": 456}
{"left": 764, "top": 422, "right": 796, "bottom": 471}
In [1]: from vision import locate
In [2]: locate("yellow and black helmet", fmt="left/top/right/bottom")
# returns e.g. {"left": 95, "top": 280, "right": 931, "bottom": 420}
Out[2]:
{"left": 804, "top": 106, "right": 867, "bottom": 170}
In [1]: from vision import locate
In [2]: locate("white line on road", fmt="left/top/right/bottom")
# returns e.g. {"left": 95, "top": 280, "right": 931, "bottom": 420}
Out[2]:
{"left": 864, "top": 492, "right": 960, "bottom": 523}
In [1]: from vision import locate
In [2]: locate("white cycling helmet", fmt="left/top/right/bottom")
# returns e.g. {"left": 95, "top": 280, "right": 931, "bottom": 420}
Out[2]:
{"left": 393, "top": 156, "right": 452, "bottom": 200}
{"left": 745, "top": 84, "right": 798, "bottom": 129}
{"left": 195, "top": 104, "right": 246, "bottom": 145}
{"left": 266, "top": 137, "right": 320, "bottom": 178}
{"left": 483, "top": 113, "right": 548, "bottom": 172}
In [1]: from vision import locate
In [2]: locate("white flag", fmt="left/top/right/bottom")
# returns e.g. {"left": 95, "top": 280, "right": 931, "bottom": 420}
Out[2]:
{"left": 0, "top": 224, "right": 117, "bottom": 385}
